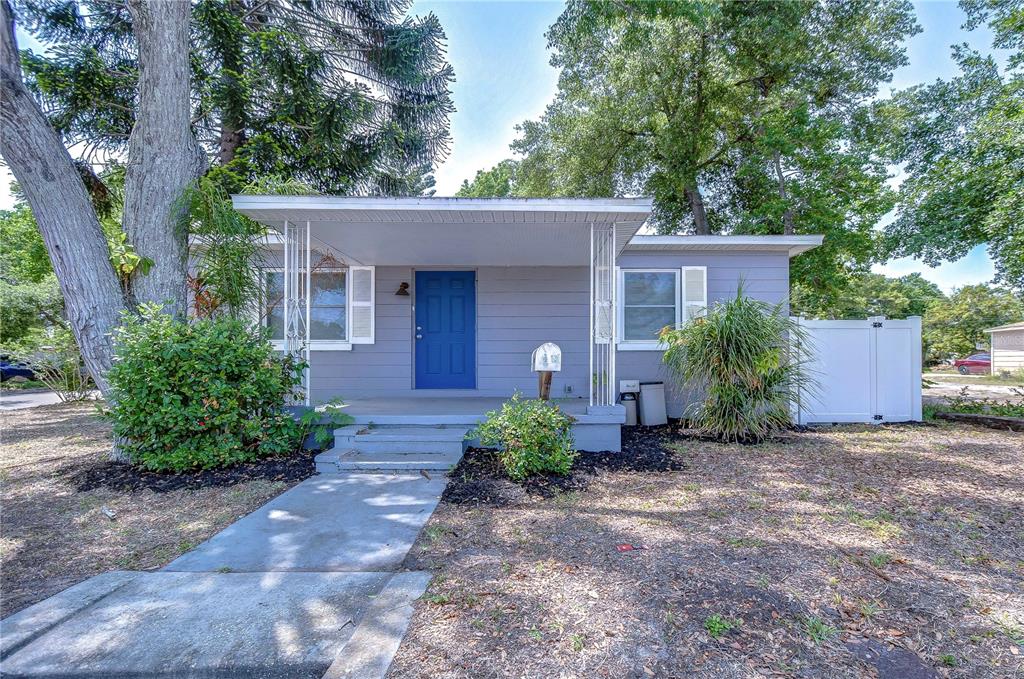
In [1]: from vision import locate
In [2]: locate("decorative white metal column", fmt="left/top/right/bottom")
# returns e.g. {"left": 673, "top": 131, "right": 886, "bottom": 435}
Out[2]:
{"left": 282, "top": 219, "right": 311, "bottom": 405}
{"left": 589, "top": 222, "right": 616, "bottom": 408}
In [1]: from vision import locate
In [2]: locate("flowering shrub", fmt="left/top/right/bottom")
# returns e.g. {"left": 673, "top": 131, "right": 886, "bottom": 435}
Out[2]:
{"left": 107, "top": 304, "right": 305, "bottom": 472}
{"left": 472, "top": 392, "right": 577, "bottom": 481}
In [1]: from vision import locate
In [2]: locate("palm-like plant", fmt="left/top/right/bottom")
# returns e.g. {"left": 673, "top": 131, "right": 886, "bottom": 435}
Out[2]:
{"left": 660, "top": 289, "right": 812, "bottom": 443}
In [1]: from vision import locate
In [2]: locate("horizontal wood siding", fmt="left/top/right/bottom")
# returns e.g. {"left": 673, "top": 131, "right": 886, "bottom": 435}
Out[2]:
{"left": 311, "top": 265, "right": 412, "bottom": 399}
{"left": 307, "top": 254, "right": 792, "bottom": 413}
{"left": 311, "top": 266, "right": 591, "bottom": 402}
{"left": 992, "top": 351, "right": 1024, "bottom": 373}
{"left": 477, "top": 267, "right": 590, "bottom": 398}
{"left": 615, "top": 251, "right": 791, "bottom": 416}
{"left": 991, "top": 330, "right": 1024, "bottom": 374}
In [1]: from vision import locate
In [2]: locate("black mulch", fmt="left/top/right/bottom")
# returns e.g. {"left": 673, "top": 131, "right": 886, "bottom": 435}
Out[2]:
{"left": 70, "top": 450, "right": 317, "bottom": 493}
{"left": 443, "top": 423, "right": 686, "bottom": 507}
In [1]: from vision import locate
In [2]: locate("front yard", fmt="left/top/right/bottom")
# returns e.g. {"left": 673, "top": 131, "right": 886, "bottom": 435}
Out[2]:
{"left": 0, "top": 402, "right": 314, "bottom": 617}
{"left": 392, "top": 422, "right": 1023, "bottom": 678}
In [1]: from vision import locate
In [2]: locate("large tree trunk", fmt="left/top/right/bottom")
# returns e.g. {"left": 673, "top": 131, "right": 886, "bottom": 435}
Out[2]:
{"left": 123, "top": 0, "right": 207, "bottom": 317}
{"left": 0, "top": 0, "right": 126, "bottom": 396}
{"left": 772, "top": 150, "right": 795, "bottom": 235}
{"left": 684, "top": 184, "right": 711, "bottom": 235}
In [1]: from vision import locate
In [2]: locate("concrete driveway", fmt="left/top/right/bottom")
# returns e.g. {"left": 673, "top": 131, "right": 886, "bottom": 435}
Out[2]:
{"left": 0, "top": 389, "right": 63, "bottom": 411}
{"left": 0, "top": 390, "right": 101, "bottom": 411}
{"left": 0, "top": 472, "right": 446, "bottom": 678}
{"left": 922, "top": 375, "right": 1023, "bottom": 405}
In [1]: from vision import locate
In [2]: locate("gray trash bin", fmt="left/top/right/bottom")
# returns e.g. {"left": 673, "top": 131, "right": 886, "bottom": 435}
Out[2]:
{"left": 620, "top": 393, "right": 638, "bottom": 425}
{"left": 639, "top": 381, "right": 668, "bottom": 426}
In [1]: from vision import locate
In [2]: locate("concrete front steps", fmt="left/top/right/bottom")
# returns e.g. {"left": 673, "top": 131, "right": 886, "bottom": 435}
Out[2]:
{"left": 315, "top": 424, "right": 469, "bottom": 473}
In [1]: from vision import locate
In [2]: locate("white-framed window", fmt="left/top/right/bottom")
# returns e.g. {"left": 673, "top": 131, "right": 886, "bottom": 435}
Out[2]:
{"left": 262, "top": 268, "right": 352, "bottom": 350}
{"left": 617, "top": 266, "right": 707, "bottom": 350}
{"left": 618, "top": 269, "right": 680, "bottom": 349}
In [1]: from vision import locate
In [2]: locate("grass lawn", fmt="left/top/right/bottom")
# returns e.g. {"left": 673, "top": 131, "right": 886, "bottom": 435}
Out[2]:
{"left": 0, "top": 379, "right": 49, "bottom": 391}
{"left": 0, "top": 401, "right": 314, "bottom": 618}
{"left": 391, "top": 422, "right": 1023, "bottom": 678}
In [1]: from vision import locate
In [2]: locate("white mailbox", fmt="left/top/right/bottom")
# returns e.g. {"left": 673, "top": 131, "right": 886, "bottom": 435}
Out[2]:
{"left": 531, "top": 342, "right": 562, "bottom": 372}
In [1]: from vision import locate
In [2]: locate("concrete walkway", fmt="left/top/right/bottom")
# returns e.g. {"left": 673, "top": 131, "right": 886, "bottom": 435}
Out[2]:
{"left": 0, "top": 472, "right": 446, "bottom": 678}
{"left": 166, "top": 473, "right": 446, "bottom": 573}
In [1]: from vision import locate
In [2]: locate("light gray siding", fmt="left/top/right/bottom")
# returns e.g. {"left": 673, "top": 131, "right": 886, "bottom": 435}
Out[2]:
{"left": 615, "top": 251, "right": 791, "bottom": 416}
{"left": 991, "top": 328, "right": 1024, "bottom": 373}
{"left": 309, "top": 253, "right": 791, "bottom": 417}
{"left": 312, "top": 266, "right": 591, "bottom": 403}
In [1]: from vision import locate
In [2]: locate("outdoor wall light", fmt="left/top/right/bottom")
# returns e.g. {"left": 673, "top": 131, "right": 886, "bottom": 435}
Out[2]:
{"left": 395, "top": 282, "right": 410, "bottom": 296}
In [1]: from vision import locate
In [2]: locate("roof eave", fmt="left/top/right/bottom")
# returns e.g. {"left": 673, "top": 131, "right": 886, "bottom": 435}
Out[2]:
{"left": 624, "top": 234, "right": 824, "bottom": 258}
{"left": 230, "top": 195, "right": 655, "bottom": 217}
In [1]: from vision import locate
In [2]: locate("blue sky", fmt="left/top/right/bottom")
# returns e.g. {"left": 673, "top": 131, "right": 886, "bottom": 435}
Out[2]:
{"left": 2, "top": 1, "right": 1006, "bottom": 292}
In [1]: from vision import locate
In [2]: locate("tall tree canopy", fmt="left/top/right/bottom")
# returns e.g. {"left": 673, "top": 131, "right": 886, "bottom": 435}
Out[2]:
{"left": 793, "top": 271, "right": 945, "bottom": 320}
{"left": 2, "top": 0, "right": 453, "bottom": 408}
{"left": 921, "top": 284, "right": 1023, "bottom": 364}
{"left": 17, "top": 0, "right": 454, "bottom": 194}
{"left": 876, "top": 0, "right": 1023, "bottom": 292}
{"left": 461, "top": 0, "right": 918, "bottom": 309}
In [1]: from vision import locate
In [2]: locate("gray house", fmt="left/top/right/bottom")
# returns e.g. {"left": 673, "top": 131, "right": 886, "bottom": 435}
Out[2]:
{"left": 232, "top": 196, "right": 822, "bottom": 455}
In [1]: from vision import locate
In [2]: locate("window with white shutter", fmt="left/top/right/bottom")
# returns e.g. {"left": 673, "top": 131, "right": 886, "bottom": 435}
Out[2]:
{"left": 617, "top": 268, "right": 680, "bottom": 350}
{"left": 262, "top": 265, "right": 375, "bottom": 350}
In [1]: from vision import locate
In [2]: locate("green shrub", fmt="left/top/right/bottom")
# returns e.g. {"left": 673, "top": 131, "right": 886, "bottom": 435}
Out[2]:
{"left": 107, "top": 304, "right": 305, "bottom": 471}
{"left": 472, "top": 393, "right": 577, "bottom": 481}
{"left": 660, "top": 289, "right": 810, "bottom": 443}
{"left": 939, "top": 385, "right": 1024, "bottom": 417}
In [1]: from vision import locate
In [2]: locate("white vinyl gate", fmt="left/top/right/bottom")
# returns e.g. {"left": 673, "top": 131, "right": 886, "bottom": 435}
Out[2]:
{"left": 793, "top": 317, "right": 922, "bottom": 425}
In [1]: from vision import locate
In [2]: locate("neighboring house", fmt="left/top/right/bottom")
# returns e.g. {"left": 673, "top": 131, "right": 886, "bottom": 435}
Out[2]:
{"left": 231, "top": 196, "right": 822, "bottom": 451}
{"left": 985, "top": 321, "right": 1024, "bottom": 375}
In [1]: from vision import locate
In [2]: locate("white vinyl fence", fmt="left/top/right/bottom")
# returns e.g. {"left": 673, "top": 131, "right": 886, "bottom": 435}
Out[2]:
{"left": 793, "top": 316, "right": 922, "bottom": 425}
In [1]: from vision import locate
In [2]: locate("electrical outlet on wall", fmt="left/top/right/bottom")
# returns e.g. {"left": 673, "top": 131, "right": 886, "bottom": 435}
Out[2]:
{"left": 564, "top": 384, "right": 574, "bottom": 395}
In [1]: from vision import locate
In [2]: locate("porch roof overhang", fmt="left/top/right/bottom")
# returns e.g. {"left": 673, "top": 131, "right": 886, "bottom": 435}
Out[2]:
{"left": 625, "top": 234, "right": 824, "bottom": 258}
{"left": 231, "top": 196, "right": 653, "bottom": 266}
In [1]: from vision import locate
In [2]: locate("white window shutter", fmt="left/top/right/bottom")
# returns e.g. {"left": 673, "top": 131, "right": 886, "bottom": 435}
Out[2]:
{"left": 349, "top": 266, "right": 375, "bottom": 344}
{"left": 682, "top": 267, "right": 707, "bottom": 320}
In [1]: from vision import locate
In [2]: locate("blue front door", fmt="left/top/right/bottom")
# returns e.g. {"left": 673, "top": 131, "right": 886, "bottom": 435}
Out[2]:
{"left": 415, "top": 271, "right": 476, "bottom": 389}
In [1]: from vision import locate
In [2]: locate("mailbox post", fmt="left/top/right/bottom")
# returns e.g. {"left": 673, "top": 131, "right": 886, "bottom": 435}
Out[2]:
{"left": 531, "top": 342, "right": 562, "bottom": 400}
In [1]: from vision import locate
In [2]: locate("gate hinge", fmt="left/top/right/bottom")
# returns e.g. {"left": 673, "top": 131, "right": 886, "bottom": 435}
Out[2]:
{"left": 873, "top": 414, "right": 884, "bottom": 421}
{"left": 871, "top": 321, "right": 883, "bottom": 328}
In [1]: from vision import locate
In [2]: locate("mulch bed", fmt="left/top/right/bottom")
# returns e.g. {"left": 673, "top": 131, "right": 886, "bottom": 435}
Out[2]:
{"left": 391, "top": 420, "right": 1024, "bottom": 679}
{"left": 71, "top": 450, "right": 316, "bottom": 493}
{"left": 444, "top": 424, "right": 686, "bottom": 506}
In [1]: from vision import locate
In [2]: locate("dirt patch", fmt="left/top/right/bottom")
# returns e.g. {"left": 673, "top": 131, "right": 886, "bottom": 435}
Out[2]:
{"left": 0, "top": 402, "right": 313, "bottom": 617}
{"left": 391, "top": 422, "right": 1023, "bottom": 678}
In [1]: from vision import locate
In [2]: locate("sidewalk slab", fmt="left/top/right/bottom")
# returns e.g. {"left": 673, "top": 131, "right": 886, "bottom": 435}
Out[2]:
{"left": 0, "top": 571, "right": 138, "bottom": 660}
{"left": 164, "top": 473, "right": 446, "bottom": 573}
{"left": 323, "top": 571, "right": 432, "bottom": 679}
{"left": 0, "top": 571, "right": 390, "bottom": 678}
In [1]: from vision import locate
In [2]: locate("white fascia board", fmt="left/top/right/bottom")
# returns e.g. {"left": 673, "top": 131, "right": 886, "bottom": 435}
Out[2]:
{"left": 188, "top": 233, "right": 283, "bottom": 249}
{"left": 230, "top": 195, "right": 655, "bottom": 216}
{"left": 625, "top": 234, "right": 824, "bottom": 257}
{"left": 985, "top": 324, "right": 1024, "bottom": 333}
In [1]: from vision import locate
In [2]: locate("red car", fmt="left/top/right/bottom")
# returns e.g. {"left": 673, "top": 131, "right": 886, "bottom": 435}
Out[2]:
{"left": 953, "top": 352, "right": 991, "bottom": 375}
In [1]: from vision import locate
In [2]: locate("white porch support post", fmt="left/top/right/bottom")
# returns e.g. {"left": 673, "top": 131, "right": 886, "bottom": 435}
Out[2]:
{"left": 589, "top": 222, "right": 616, "bottom": 410}
{"left": 282, "top": 219, "right": 311, "bottom": 405}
